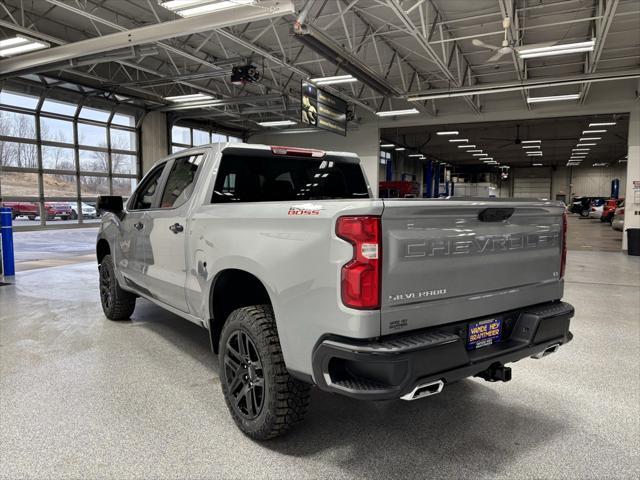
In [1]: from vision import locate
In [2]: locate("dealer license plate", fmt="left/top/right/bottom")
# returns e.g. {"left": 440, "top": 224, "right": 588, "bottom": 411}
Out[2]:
{"left": 467, "top": 318, "right": 503, "bottom": 350}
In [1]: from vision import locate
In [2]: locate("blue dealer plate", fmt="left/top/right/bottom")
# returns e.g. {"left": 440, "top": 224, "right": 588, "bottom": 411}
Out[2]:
{"left": 467, "top": 318, "right": 503, "bottom": 350}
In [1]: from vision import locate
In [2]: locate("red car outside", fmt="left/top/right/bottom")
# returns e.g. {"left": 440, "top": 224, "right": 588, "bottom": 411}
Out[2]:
{"left": 3, "top": 201, "right": 73, "bottom": 221}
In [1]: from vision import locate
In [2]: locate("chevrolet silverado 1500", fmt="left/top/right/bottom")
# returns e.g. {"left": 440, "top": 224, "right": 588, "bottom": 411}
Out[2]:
{"left": 96, "top": 143, "right": 574, "bottom": 439}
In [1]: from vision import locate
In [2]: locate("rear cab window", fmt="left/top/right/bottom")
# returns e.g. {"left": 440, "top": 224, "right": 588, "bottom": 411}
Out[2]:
{"left": 211, "top": 148, "right": 369, "bottom": 203}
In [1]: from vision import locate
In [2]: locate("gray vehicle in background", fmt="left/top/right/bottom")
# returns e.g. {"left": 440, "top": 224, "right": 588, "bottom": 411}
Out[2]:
{"left": 96, "top": 143, "right": 574, "bottom": 440}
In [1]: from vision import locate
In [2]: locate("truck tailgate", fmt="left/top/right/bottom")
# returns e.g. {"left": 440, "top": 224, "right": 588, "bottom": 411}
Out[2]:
{"left": 380, "top": 199, "right": 565, "bottom": 335}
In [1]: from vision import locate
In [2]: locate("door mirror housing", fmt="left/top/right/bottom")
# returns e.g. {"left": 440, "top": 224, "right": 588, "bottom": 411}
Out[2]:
{"left": 97, "top": 195, "right": 124, "bottom": 215}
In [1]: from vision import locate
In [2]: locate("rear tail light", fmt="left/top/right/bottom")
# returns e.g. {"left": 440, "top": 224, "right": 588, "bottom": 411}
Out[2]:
{"left": 336, "top": 216, "right": 381, "bottom": 309}
{"left": 560, "top": 211, "right": 568, "bottom": 279}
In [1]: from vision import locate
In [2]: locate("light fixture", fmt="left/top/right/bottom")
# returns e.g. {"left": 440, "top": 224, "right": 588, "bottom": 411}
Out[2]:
{"left": 527, "top": 152, "right": 543, "bottom": 156}
{"left": 582, "top": 130, "right": 606, "bottom": 134}
{"left": 0, "top": 35, "right": 49, "bottom": 57}
{"left": 164, "top": 93, "right": 214, "bottom": 102}
{"left": 472, "top": 153, "right": 488, "bottom": 157}
{"left": 376, "top": 108, "right": 419, "bottom": 117}
{"left": 527, "top": 93, "right": 581, "bottom": 103}
{"left": 482, "top": 157, "right": 494, "bottom": 161}
{"left": 437, "top": 131, "right": 459, "bottom": 135}
{"left": 257, "top": 120, "right": 297, "bottom": 127}
{"left": 577, "top": 143, "right": 596, "bottom": 146}
{"left": 395, "top": 147, "right": 406, "bottom": 151}
{"left": 572, "top": 148, "right": 590, "bottom": 151}
{"left": 580, "top": 137, "right": 601, "bottom": 141}
{"left": 517, "top": 39, "right": 595, "bottom": 59}
{"left": 522, "top": 145, "right": 540, "bottom": 149}
{"left": 592, "top": 162, "right": 608, "bottom": 167}
{"left": 449, "top": 139, "right": 468, "bottom": 143}
{"left": 589, "top": 122, "right": 616, "bottom": 127}
{"left": 408, "top": 154, "right": 423, "bottom": 158}
{"left": 532, "top": 163, "right": 544, "bottom": 166}
{"left": 521, "top": 140, "right": 541, "bottom": 144}
{"left": 458, "top": 144, "right": 476, "bottom": 148}
{"left": 160, "top": 0, "right": 257, "bottom": 17}
{"left": 309, "top": 74, "right": 357, "bottom": 85}
{"left": 468, "top": 150, "right": 483, "bottom": 153}
{"left": 380, "top": 144, "right": 395, "bottom": 148}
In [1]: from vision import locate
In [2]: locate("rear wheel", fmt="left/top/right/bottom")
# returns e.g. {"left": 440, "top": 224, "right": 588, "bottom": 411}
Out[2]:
{"left": 580, "top": 209, "right": 589, "bottom": 217}
{"left": 220, "top": 305, "right": 310, "bottom": 440}
{"left": 99, "top": 254, "right": 136, "bottom": 320}
{"left": 28, "top": 215, "right": 36, "bottom": 221}
{"left": 61, "top": 215, "right": 69, "bottom": 221}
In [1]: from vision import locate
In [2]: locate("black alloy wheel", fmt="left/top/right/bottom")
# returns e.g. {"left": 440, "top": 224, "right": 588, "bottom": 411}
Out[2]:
{"left": 99, "top": 262, "right": 113, "bottom": 311}
{"left": 224, "top": 330, "right": 265, "bottom": 420}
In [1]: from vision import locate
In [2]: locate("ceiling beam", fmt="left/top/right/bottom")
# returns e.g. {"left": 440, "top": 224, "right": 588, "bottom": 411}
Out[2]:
{"left": 581, "top": 0, "right": 620, "bottom": 103}
{"left": 0, "top": 0, "right": 294, "bottom": 77}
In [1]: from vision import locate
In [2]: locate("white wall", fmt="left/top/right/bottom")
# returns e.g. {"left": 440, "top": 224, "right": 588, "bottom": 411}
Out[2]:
{"left": 250, "top": 124, "right": 380, "bottom": 196}
{"left": 623, "top": 107, "right": 640, "bottom": 250}
{"left": 552, "top": 166, "right": 627, "bottom": 200}
{"left": 140, "top": 111, "right": 168, "bottom": 174}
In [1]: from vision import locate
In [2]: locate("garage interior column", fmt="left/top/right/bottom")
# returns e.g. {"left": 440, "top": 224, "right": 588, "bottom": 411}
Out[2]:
{"left": 623, "top": 106, "right": 640, "bottom": 251}
{"left": 249, "top": 124, "right": 380, "bottom": 197}
{"left": 140, "top": 111, "right": 169, "bottom": 174}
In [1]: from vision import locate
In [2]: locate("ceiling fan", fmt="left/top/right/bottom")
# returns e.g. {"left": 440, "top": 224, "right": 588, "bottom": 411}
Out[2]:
{"left": 472, "top": 17, "right": 558, "bottom": 62}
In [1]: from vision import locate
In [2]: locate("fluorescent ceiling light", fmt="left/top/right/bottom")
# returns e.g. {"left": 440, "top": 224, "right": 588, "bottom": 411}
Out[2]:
{"left": 572, "top": 148, "right": 590, "bottom": 151}
{"left": 580, "top": 137, "right": 601, "bottom": 141}
{"left": 408, "top": 154, "right": 423, "bottom": 157}
{"left": 380, "top": 144, "right": 395, "bottom": 148}
{"left": 519, "top": 46, "right": 594, "bottom": 59}
{"left": 521, "top": 140, "right": 541, "bottom": 144}
{"left": 458, "top": 144, "right": 476, "bottom": 148}
{"left": 472, "top": 153, "right": 488, "bottom": 156}
{"left": 592, "top": 163, "right": 608, "bottom": 167}
{"left": 589, "top": 122, "right": 616, "bottom": 127}
{"left": 310, "top": 74, "right": 357, "bottom": 85}
{"left": 527, "top": 94, "right": 581, "bottom": 103}
{"left": 0, "top": 36, "right": 29, "bottom": 49}
{"left": 449, "top": 139, "right": 468, "bottom": 143}
{"left": 517, "top": 39, "right": 595, "bottom": 59}
{"left": 0, "top": 35, "right": 49, "bottom": 57}
{"left": 532, "top": 163, "right": 544, "bottom": 166}
{"left": 376, "top": 108, "right": 419, "bottom": 117}
{"left": 527, "top": 152, "right": 543, "bottom": 155}
{"left": 468, "top": 150, "right": 483, "bottom": 153}
{"left": 522, "top": 145, "right": 540, "bottom": 149}
{"left": 437, "top": 131, "right": 459, "bottom": 135}
{"left": 164, "top": 93, "right": 213, "bottom": 102}
{"left": 482, "top": 157, "right": 494, "bottom": 161}
{"left": 583, "top": 130, "right": 606, "bottom": 134}
{"left": 395, "top": 147, "right": 406, "bottom": 151}
{"left": 161, "top": 0, "right": 257, "bottom": 17}
{"left": 577, "top": 143, "right": 596, "bottom": 146}
{"left": 257, "top": 120, "right": 297, "bottom": 127}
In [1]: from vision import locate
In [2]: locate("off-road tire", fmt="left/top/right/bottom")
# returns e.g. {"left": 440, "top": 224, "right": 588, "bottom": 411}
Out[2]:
{"left": 219, "top": 305, "right": 310, "bottom": 440}
{"left": 99, "top": 254, "right": 136, "bottom": 320}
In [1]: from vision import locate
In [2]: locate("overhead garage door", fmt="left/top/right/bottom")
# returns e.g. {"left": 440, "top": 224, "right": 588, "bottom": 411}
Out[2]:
{"left": 513, "top": 177, "right": 551, "bottom": 199}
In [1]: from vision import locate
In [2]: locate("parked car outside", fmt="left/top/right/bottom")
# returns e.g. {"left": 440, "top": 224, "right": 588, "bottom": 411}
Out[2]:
{"left": 2, "top": 201, "right": 73, "bottom": 220}
{"left": 601, "top": 198, "right": 624, "bottom": 223}
{"left": 67, "top": 202, "right": 98, "bottom": 219}
{"left": 3, "top": 201, "right": 38, "bottom": 220}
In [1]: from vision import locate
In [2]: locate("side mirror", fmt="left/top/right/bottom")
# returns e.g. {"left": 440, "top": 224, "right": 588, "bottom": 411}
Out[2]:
{"left": 97, "top": 195, "right": 124, "bottom": 215}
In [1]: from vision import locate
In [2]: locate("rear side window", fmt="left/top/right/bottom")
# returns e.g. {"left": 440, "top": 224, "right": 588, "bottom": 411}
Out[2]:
{"left": 211, "top": 152, "right": 369, "bottom": 203}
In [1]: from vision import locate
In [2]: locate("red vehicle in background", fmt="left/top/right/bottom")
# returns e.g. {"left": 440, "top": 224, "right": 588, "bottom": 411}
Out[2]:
{"left": 601, "top": 198, "right": 624, "bottom": 223}
{"left": 3, "top": 201, "right": 73, "bottom": 221}
{"left": 379, "top": 181, "right": 420, "bottom": 198}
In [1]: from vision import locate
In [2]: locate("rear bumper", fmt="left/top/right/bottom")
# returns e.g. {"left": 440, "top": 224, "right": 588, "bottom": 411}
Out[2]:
{"left": 311, "top": 301, "right": 574, "bottom": 401}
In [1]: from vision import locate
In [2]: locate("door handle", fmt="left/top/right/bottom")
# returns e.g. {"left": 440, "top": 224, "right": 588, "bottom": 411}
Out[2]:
{"left": 169, "top": 223, "right": 184, "bottom": 234}
{"left": 134, "top": 221, "right": 143, "bottom": 231}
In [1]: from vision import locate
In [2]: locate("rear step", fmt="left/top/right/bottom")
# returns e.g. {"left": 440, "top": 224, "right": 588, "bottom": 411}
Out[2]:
{"left": 401, "top": 380, "right": 444, "bottom": 401}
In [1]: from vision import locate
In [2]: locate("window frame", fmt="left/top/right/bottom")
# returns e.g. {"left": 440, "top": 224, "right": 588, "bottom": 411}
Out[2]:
{"left": 127, "top": 161, "right": 168, "bottom": 212}
{"left": 157, "top": 153, "right": 204, "bottom": 210}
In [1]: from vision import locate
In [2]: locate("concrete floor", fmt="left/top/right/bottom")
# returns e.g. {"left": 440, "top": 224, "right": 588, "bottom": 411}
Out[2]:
{"left": 1, "top": 234, "right": 639, "bottom": 478}
{"left": 565, "top": 214, "right": 624, "bottom": 252}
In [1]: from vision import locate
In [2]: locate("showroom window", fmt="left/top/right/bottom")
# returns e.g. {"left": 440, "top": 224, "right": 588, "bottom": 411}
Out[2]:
{"left": 0, "top": 86, "right": 141, "bottom": 228}
{"left": 170, "top": 124, "right": 243, "bottom": 153}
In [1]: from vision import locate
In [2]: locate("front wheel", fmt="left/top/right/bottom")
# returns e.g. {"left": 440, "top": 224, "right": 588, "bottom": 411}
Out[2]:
{"left": 580, "top": 209, "right": 589, "bottom": 217}
{"left": 99, "top": 254, "right": 136, "bottom": 320}
{"left": 220, "top": 305, "right": 310, "bottom": 440}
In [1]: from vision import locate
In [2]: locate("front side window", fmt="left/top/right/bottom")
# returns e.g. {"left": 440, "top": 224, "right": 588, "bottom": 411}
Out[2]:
{"left": 159, "top": 154, "right": 203, "bottom": 208}
{"left": 131, "top": 164, "right": 165, "bottom": 210}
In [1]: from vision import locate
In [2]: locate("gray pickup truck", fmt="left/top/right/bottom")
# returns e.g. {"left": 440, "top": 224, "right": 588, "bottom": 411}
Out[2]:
{"left": 96, "top": 143, "right": 574, "bottom": 439}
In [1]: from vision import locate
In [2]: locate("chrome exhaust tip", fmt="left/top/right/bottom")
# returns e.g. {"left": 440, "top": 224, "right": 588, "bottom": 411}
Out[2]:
{"left": 531, "top": 343, "right": 561, "bottom": 359}
{"left": 401, "top": 380, "right": 444, "bottom": 401}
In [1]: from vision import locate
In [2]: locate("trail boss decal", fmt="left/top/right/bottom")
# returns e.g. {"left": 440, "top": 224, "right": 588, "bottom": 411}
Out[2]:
{"left": 288, "top": 203, "right": 323, "bottom": 216}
